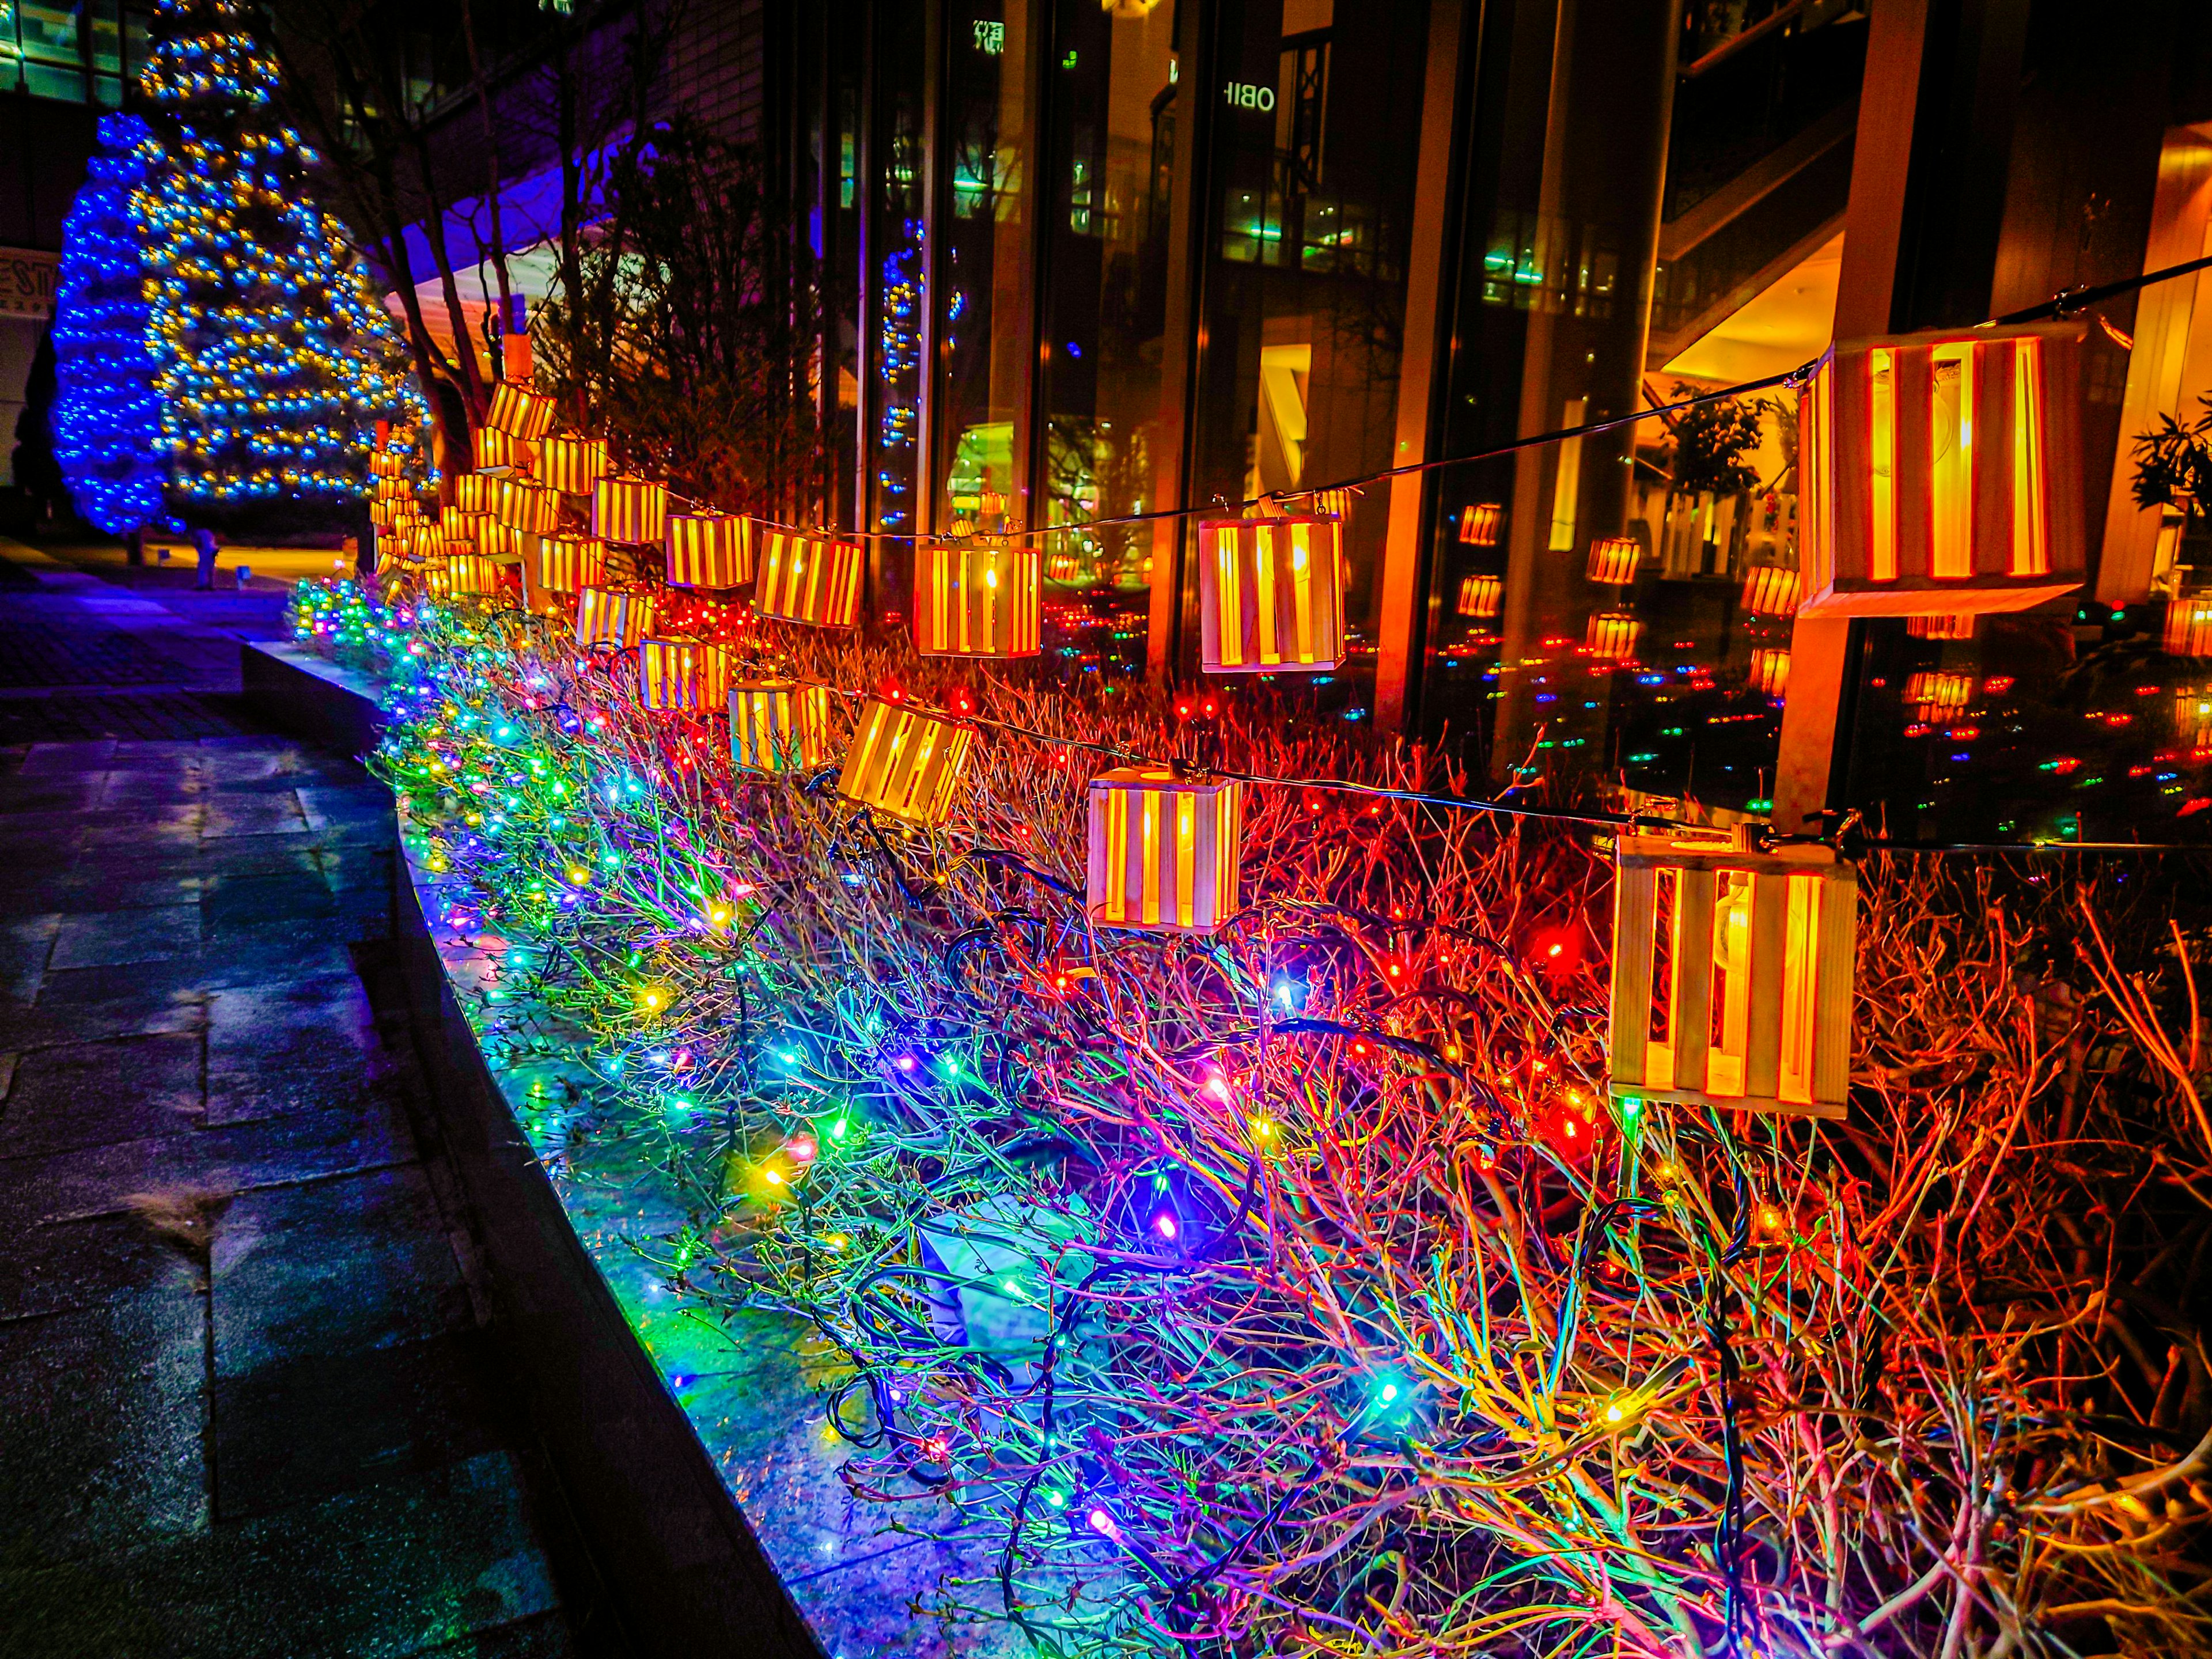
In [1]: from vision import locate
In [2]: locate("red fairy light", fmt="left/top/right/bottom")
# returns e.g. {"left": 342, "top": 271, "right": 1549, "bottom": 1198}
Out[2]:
{"left": 1984, "top": 675, "right": 2015, "bottom": 695}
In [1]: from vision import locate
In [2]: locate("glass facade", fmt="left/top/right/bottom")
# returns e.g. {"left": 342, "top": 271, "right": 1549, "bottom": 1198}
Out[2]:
{"left": 0, "top": 0, "right": 152, "bottom": 106}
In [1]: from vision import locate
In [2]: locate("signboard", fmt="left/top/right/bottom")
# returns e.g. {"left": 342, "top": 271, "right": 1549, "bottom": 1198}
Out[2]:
{"left": 0, "top": 248, "right": 59, "bottom": 322}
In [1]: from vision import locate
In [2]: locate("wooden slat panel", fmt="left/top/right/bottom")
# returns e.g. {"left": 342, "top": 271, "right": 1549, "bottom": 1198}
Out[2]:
{"left": 1672, "top": 869, "right": 1717, "bottom": 1098}
{"left": 1812, "top": 866, "right": 1858, "bottom": 1109}
{"left": 1609, "top": 863, "right": 1657, "bottom": 1090}
{"left": 1743, "top": 872, "right": 1789, "bottom": 1103}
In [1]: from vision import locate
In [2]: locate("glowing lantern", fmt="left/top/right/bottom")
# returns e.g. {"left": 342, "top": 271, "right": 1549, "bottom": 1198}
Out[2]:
{"left": 498, "top": 478, "right": 562, "bottom": 536}
{"left": 2164, "top": 596, "right": 2212, "bottom": 657}
{"left": 731, "top": 680, "right": 837, "bottom": 772}
{"left": 1457, "top": 573, "right": 1501, "bottom": 619}
{"left": 665, "top": 513, "right": 756, "bottom": 588}
{"left": 1586, "top": 613, "right": 1642, "bottom": 659}
{"left": 444, "top": 511, "right": 491, "bottom": 551}
{"left": 486, "top": 382, "right": 556, "bottom": 442}
{"left": 1905, "top": 613, "right": 1975, "bottom": 640}
{"left": 1086, "top": 768, "right": 1243, "bottom": 934}
{"left": 1904, "top": 671, "right": 1974, "bottom": 722}
{"left": 453, "top": 474, "right": 499, "bottom": 514}
{"left": 1458, "top": 503, "right": 1503, "bottom": 546}
{"left": 637, "top": 638, "right": 733, "bottom": 711}
{"left": 475, "top": 517, "right": 518, "bottom": 558}
{"left": 421, "top": 560, "right": 452, "bottom": 600}
{"left": 1740, "top": 566, "right": 1800, "bottom": 616}
{"left": 369, "top": 500, "right": 401, "bottom": 530}
{"left": 916, "top": 543, "right": 1041, "bottom": 657}
{"left": 369, "top": 448, "right": 405, "bottom": 479}
{"left": 575, "top": 586, "right": 657, "bottom": 649}
{"left": 592, "top": 477, "right": 668, "bottom": 546}
{"left": 1749, "top": 647, "right": 1790, "bottom": 696}
{"left": 471, "top": 427, "right": 536, "bottom": 475}
{"left": 757, "top": 530, "right": 864, "bottom": 628}
{"left": 837, "top": 698, "right": 973, "bottom": 827}
{"left": 1197, "top": 516, "right": 1345, "bottom": 673}
{"left": 1587, "top": 536, "right": 1639, "bottom": 585}
{"left": 1608, "top": 827, "right": 1857, "bottom": 1120}
{"left": 446, "top": 554, "right": 512, "bottom": 598}
{"left": 2177, "top": 687, "right": 2212, "bottom": 753}
{"left": 538, "top": 434, "right": 612, "bottom": 496}
{"left": 1797, "top": 321, "right": 2085, "bottom": 616}
{"left": 535, "top": 536, "right": 608, "bottom": 596}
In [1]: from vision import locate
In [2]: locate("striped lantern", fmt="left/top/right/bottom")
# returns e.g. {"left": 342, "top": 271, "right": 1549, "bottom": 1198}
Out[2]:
{"left": 757, "top": 529, "right": 865, "bottom": 628}
{"left": 1740, "top": 566, "right": 1801, "bottom": 617}
{"left": 538, "top": 434, "right": 612, "bottom": 496}
{"left": 453, "top": 473, "right": 500, "bottom": 514}
{"left": 637, "top": 638, "right": 733, "bottom": 711}
{"left": 731, "top": 680, "right": 836, "bottom": 772}
{"left": 1086, "top": 768, "right": 1244, "bottom": 935}
{"left": 369, "top": 448, "right": 406, "bottom": 479}
{"left": 486, "top": 382, "right": 556, "bottom": 442}
{"left": 471, "top": 427, "right": 536, "bottom": 475}
{"left": 421, "top": 560, "right": 453, "bottom": 600}
{"left": 498, "top": 478, "right": 562, "bottom": 536}
{"left": 1905, "top": 613, "right": 1976, "bottom": 640}
{"left": 2176, "top": 687, "right": 2212, "bottom": 753}
{"left": 446, "top": 554, "right": 512, "bottom": 598}
{"left": 665, "top": 513, "right": 756, "bottom": 588}
{"left": 1797, "top": 321, "right": 2086, "bottom": 617}
{"left": 1587, "top": 536, "right": 1639, "bottom": 585}
{"left": 1586, "top": 613, "right": 1643, "bottom": 659}
{"left": 1904, "top": 671, "right": 1974, "bottom": 721}
{"left": 535, "top": 536, "right": 609, "bottom": 596}
{"left": 836, "top": 698, "right": 972, "bottom": 827}
{"left": 373, "top": 472, "right": 411, "bottom": 501}
{"left": 1457, "top": 573, "right": 1501, "bottom": 619}
{"left": 1609, "top": 828, "right": 1857, "bottom": 1120}
{"left": 574, "top": 586, "right": 658, "bottom": 649}
{"left": 1749, "top": 647, "right": 1791, "bottom": 696}
{"left": 592, "top": 476, "right": 669, "bottom": 546}
{"left": 1196, "top": 516, "right": 1346, "bottom": 674}
{"left": 1458, "top": 503, "right": 1503, "bottom": 546}
{"left": 2164, "top": 595, "right": 2212, "bottom": 657}
{"left": 445, "top": 510, "right": 495, "bottom": 550}
{"left": 369, "top": 500, "right": 401, "bottom": 531}
{"left": 915, "top": 542, "right": 1042, "bottom": 657}
{"left": 475, "top": 517, "right": 518, "bottom": 558}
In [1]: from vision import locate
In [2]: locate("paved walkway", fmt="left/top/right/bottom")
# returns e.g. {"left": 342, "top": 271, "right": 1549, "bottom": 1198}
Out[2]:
{"left": 0, "top": 541, "right": 598, "bottom": 1657}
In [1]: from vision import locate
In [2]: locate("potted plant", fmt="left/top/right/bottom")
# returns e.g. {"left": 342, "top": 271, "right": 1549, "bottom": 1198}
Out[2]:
{"left": 2129, "top": 394, "right": 2212, "bottom": 592}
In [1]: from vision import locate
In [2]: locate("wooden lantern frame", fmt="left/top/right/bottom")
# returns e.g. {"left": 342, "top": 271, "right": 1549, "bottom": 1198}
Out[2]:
{"left": 666, "top": 513, "right": 756, "bottom": 589}
{"left": 486, "top": 383, "right": 556, "bottom": 442}
{"left": 637, "top": 638, "right": 733, "bottom": 711}
{"left": 731, "top": 680, "right": 837, "bottom": 772}
{"left": 592, "top": 477, "right": 669, "bottom": 547}
{"left": 537, "top": 435, "right": 612, "bottom": 497}
{"left": 837, "top": 698, "right": 972, "bottom": 827}
{"left": 915, "top": 542, "right": 1043, "bottom": 657}
{"left": 757, "top": 530, "right": 865, "bottom": 628}
{"left": 574, "top": 586, "right": 657, "bottom": 649}
{"left": 1196, "top": 516, "right": 1346, "bottom": 674}
{"left": 1086, "top": 768, "right": 1244, "bottom": 935}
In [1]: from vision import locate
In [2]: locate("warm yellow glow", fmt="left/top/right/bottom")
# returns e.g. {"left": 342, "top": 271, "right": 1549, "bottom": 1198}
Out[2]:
{"left": 1868, "top": 347, "right": 1896, "bottom": 583}
{"left": 1929, "top": 343, "right": 1976, "bottom": 579}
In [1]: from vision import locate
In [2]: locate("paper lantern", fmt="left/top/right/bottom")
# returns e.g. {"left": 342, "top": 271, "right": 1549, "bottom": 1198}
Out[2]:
{"left": 575, "top": 586, "right": 657, "bottom": 649}
{"left": 1749, "top": 647, "right": 1791, "bottom": 697}
{"left": 538, "top": 434, "right": 612, "bottom": 495}
{"left": 446, "top": 554, "right": 513, "bottom": 598}
{"left": 757, "top": 529, "right": 865, "bottom": 628}
{"left": 535, "top": 536, "right": 608, "bottom": 595}
{"left": 1458, "top": 503, "right": 1503, "bottom": 546}
{"left": 369, "top": 448, "right": 405, "bottom": 479}
{"left": 1740, "top": 566, "right": 1801, "bottom": 617}
{"left": 1587, "top": 536, "right": 1639, "bottom": 585}
{"left": 592, "top": 476, "right": 668, "bottom": 545}
{"left": 1457, "top": 573, "right": 1501, "bottom": 619}
{"left": 2164, "top": 595, "right": 2212, "bottom": 657}
{"left": 1608, "top": 828, "right": 1857, "bottom": 1120}
{"left": 2177, "top": 687, "right": 2212, "bottom": 753}
{"left": 666, "top": 513, "right": 756, "bottom": 588}
{"left": 837, "top": 698, "right": 972, "bottom": 827}
{"left": 498, "top": 478, "right": 562, "bottom": 536}
{"left": 916, "top": 543, "right": 1041, "bottom": 657}
{"left": 1904, "top": 671, "right": 1973, "bottom": 721}
{"left": 1797, "top": 321, "right": 2085, "bottom": 618}
{"left": 731, "top": 680, "right": 836, "bottom": 772}
{"left": 637, "top": 638, "right": 733, "bottom": 711}
{"left": 1905, "top": 613, "right": 1976, "bottom": 640}
{"left": 1197, "top": 516, "right": 1345, "bottom": 674}
{"left": 471, "top": 427, "right": 536, "bottom": 475}
{"left": 486, "top": 382, "right": 556, "bottom": 442}
{"left": 1586, "top": 613, "right": 1642, "bottom": 659}
{"left": 1086, "top": 768, "right": 1243, "bottom": 935}
{"left": 453, "top": 474, "right": 499, "bottom": 514}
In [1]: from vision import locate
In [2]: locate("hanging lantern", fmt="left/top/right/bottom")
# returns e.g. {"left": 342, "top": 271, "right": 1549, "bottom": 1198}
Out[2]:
{"left": 637, "top": 638, "right": 733, "bottom": 711}
{"left": 1586, "top": 536, "right": 1640, "bottom": 585}
{"left": 1308, "top": 487, "right": 1354, "bottom": 520}
{"left": 1586, "top": 613, "right": 1642, "bottom": 659}
{"left": 538, "top": 434, "right": 613, "bottom": 496}
{"left": 445, "top": 554, "right": 513, "bottom": 598}
{"left": 592, "top": 476, "right": 669, "bottom": 546}
{"left": 916, "top": 542, "right": 1042, "bottom": 657}
{"left": 1459, "top": 503, "right": 1503, "bottom": 546}
{"left": 486, "top": 382, "right": 557, "bottom": 442}
{"left": 837, "top": 698, "right": 973, "bottom": 827}
{"left": 1797, "top": 321, "right": 2086, "bottom": 617}
{"left": 1748, "top": 647, "right": 1791, "bottom": 697}
{"left": 730, "top": 680, "right": 837, "bottom": 772}
{"left": 453, "top": 474, "right": 499, "bottom": 514}
{"left": 1086, "top": 768, "right": 1244, "bottom": 935}
{"left": 369, "top": 500, "right": 400, "bottom": 531}
{"left": 445, "top": 509, "right": 494, "bottom": 550}
{"left": 1904, "top": 670, "right": 1974, "bottom": 722}
{"left": 2164, "top": 595, "right": 2212, "bottom": 657}
{"left": 666, "top": 513, "right": 757, "bottom": 589}
{"left": 1905, "top": 613, "right": 1976, "bottom": 641}
{"left": 1739, "top": 566, "right": 1801, "bottom": 617}
{"left": 1608, "top": 827, "right": 1857, "bottom": 1120}
{"left": 369, "top": 448, "right": 405, "bottom": 479}
{"left": 421, "top": 560, "right": 453, "bottom": 600}
{"left": 758, "top": 530, "right": 865, "bottom": 628}
{"left": 498, "top": 478, "right": 562, "bottom": 536}
{"left": 373, "top": 471, "right": 412, "bottom": 501}
{"left": 475, "top": 517, "right": 519, "bottom": 558}
{"left": 2176, "top": 687, "right": 2212, "bottom": 753}
{"left": 471, "top": 427, "right": 536, "bottom": 475}
{"left": 1197, "top": 516, "right": 1346, "bottom": 674}
{"left": 1457, "top": 573, "right": 1501, "bottom": 619}
{"left": 575, "top": 586, "right": 658, "bottom": 649}
{"left": 535, "top": 536, "right": 609, "bottom": 596}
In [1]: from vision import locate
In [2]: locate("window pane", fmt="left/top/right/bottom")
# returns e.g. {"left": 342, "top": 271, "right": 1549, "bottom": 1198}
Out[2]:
{"left": 20, "top": 0, "right": 79, "bottom": 66}
{"left": 866, "top": 0, "right": 927, "bottom": 631}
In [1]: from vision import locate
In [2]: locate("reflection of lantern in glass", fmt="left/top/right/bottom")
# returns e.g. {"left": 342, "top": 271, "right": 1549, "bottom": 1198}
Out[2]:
{"left": 471, "top": 428, "right": 536, "bottom": 474}
{"left": 592, "top": 477, "right": 668, "bottom": 546}
{"left": 1903, "top": 671, "right": 1974, "bottom": 722}
{"left": 498, "top": 479, "right": 561, "bottom": 536}
{"left": 1459, "top": 503, "right": 1503, "bottom": 546}
{"left": 1740, "top": 566, "right": 1800, "bottom": 616}
{"left": 757, "top": 530, "right": 864, "bottom": 628}
{"left": 837, "top": 699, "right": 973, "bottom": 827}
{"left": 575, "top": 586, "right": 657, "bottom": 649}
{"left": 2175, "top": 687, "right": 2212, "bottom": 753}
{"left": 665, "top": 514, "right": 756, "bottom": 588}
{"left": 1797, "top": 322, "right": 2085, "bottom": 616}
{"left": 637, "top": 638, "right": 733, "bottom": 711}
{"left": 1457, "top": 573, "right": 1501, "bottom": 619}
{"left": 1197, "top": 516, "right": 1346, "bottom": 673}
{"left": 1609, "top": 828, "right": 1857, "bottom": 1119}
{"left": 1906, "top": 613, "right": 1976, "bottom": 640}
{"left": 537, "top": 435, "right": 612, "bottom": 496}
{"left": 1586, "top": 613, "right": 1642, "bottom": 659}
{"left": 1086, "top": 769, "right": 1243, "bottom": 934}
{"left": 453, "top": 474, "right": 499, "bottom": 514}
{"left": 2165, "top": 596, "right": 2212, "bottom": 657}
{"left": 486, "top": 382, "right": 556, "bottom": 442}
{"left": 730, "top": 681, "right": 837, "bottom": 772}
{"left": 1749, "top": 647, "right": 1790, "bottom": 697}
{"left": 1586, "top": 536, "right": 1639, "bottom": 585}
{"left": 916, "top": 543, "right": 1041, "bottom": 657}
{"left": 535, "top": 536, "right": 608, "bottom": 595}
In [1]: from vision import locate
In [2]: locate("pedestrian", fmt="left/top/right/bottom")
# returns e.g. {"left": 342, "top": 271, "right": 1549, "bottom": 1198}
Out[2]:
{"left": 191, "top": 525, "right": 219, "bottom": 589}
